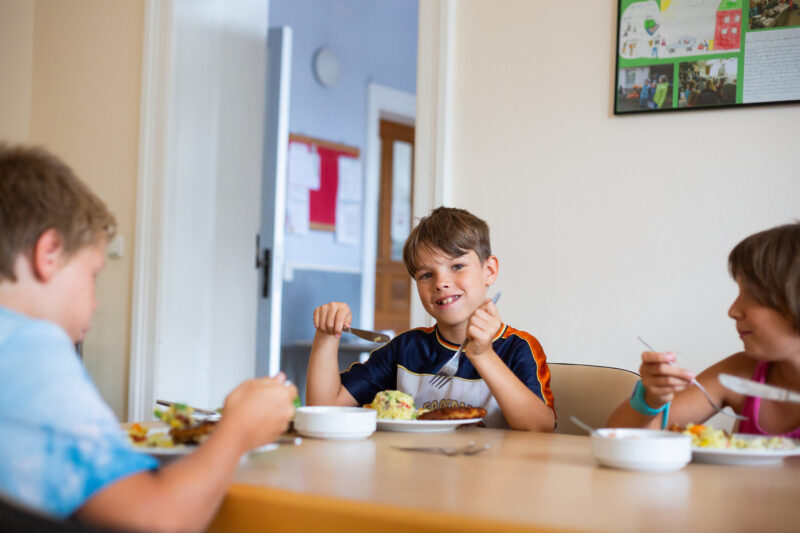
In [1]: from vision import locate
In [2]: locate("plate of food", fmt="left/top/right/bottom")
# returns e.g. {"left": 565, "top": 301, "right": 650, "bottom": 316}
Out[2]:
{"left": 364, "top": 390, "right": 486, "bottom": 433}
{"left": 672, "top": 424, "right": 800, "bottom": 466}
{"left": 127, "top": 425, "right": 196, "bottom": 458}
{"left": 127, "top": 403, "right": 218, "bottom": 459}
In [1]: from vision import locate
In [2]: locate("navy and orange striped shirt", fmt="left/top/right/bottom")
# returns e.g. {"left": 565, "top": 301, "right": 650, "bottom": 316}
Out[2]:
{"left": 340, "top": 324, "right": 554, "bottom": 428}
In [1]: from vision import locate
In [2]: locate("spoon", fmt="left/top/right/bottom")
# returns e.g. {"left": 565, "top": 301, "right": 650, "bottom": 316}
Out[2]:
{"left": 570, "top": 415, "right": 597, "bottom": 435}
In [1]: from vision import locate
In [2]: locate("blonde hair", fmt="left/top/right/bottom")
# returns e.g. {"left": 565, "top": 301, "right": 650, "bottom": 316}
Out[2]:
{"left": 0, "top": 143, "right": 116, "bottom": 281}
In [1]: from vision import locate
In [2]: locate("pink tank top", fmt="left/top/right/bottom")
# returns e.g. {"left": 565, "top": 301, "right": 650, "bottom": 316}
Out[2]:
{"left": 737, "top": 361, "right": 800, "bottom": 438}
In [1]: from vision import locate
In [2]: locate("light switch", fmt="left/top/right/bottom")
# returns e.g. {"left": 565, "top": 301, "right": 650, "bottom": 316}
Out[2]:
{"left": 108, "top": 234, "right": 124, "bottom": 259}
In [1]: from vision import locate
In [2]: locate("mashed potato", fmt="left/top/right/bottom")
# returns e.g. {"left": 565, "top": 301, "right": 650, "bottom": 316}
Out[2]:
{"left": 365, "top": 390, "right": 420, "bottom": 420}
{"left": 680, "top": 424, "right": 796, "bottom": 450}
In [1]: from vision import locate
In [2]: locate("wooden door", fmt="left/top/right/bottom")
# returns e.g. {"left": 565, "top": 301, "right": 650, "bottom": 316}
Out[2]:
{"left": 374, "top": 119, "right": 415, "bottom": 333}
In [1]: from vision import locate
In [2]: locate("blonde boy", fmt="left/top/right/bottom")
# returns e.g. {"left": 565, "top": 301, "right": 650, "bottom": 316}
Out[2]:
{"left": 0, "top": 144, "right": 296, "bottom": 531}
{"left": 307, "top": 207, "right": 555, "bottom": 431}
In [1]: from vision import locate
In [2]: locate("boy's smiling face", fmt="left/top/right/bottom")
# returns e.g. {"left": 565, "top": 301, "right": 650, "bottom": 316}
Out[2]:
{"left": 412, "top": 246, "right": 498, "bottom": 341}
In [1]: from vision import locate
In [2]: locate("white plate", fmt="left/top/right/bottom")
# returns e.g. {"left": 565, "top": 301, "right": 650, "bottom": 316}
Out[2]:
{"left": 247, "top": 443, "right": 280, "bottom": 454}
{"left": 130, "top": 434, "right": 279, "bottom": 459}
{"left": 127, "top": 428, "right": 192, "bottom": 458}
{"left": 128, "top": 435, "right": 191, "bottom": 459}
{"left": 133, "top": 444, "right": 193, "bottom": 458}
{"left": 376, "top": 418, "right": 483, "bottom": 433}
{"left": 692, "top": 435, "right": 800, "bottom": 466}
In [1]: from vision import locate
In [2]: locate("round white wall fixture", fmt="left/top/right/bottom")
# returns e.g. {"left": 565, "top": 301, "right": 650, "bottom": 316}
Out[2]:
{"left": 313, "top": 47, "right": 341, "bottom": 88}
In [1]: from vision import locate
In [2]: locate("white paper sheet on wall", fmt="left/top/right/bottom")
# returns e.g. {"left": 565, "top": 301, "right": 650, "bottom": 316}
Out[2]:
{"left": 743, "top": 27, "right": 800, "bottom": 103}
{"left": 286, "top": 182, "right": 310, "bottom": 235}
{"left": 288, "top": 143, "right": 320, "bottom": 190}
{"left": 337, "top": 157, "right": 362, "bottom": 202}
{"left": 335, "top": 202, "right": 361, "bottom": 245}
{"left": 286, "top": 142, "right": 320, "bottom": 235}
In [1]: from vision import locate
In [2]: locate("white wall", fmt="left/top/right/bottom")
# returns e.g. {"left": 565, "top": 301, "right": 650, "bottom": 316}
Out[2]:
{"left": 0, "top": 0, "right": 146, "bottom": 419}
{"left": 441, "top": 0, "right": 800, "bottom": 375}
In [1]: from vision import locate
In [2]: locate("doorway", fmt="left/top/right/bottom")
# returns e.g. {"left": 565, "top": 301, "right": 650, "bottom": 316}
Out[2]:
{"left": 360, "top": 84, "right": 416, "bottom": 338}
{"left": 374, "top": 119, "right": 415, "bottom": 333}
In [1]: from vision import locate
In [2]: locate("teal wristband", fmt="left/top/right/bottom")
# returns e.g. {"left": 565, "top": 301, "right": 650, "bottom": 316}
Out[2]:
{"left": 629, "top": 380, "right": 670, "bottom": 429}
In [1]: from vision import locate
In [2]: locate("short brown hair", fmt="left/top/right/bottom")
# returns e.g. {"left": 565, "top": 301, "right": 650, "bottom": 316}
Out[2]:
{"left": 0, "top": 143, "right": 116, "bottom": 282}
{"left": 402, "top": 207, "right": 491, "bottom": 277}
{"left": 728, "top": 222, "right": 800, "bottom": 332}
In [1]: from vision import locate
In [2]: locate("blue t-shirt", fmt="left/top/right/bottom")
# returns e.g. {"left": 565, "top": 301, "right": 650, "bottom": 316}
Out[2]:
{"left": 340, "top": 324, "right": 554, "bottom": 428}
{"left": 0, "top": 306, "right": 157, "bottom": 517}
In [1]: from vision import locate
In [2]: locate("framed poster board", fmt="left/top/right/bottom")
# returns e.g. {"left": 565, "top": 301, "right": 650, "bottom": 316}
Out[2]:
{"left": 614, "top": 0, "right": 800, "bottom": 114}
{"left": 288, "top": 134, "right": 359, "bottom": 232}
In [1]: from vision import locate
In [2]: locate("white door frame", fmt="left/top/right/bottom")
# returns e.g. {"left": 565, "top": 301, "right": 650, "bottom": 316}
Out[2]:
{"left": 408, "top": 0, "right": 455, "bottom": 328}
{"left": 128, "top": 0, "right": 172, "bottom": 422}
{"left": 360, "top": 83, "right": 416, "bottom": 330}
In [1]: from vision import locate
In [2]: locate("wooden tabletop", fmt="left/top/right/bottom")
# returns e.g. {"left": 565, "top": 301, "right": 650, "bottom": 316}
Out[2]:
{"left": 206, "top": 427, "right": 800, "bottom": 532}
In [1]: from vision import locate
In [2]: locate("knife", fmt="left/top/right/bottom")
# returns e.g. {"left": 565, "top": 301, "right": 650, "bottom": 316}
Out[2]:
{"left": 718, "top": 373, "right": 800, "bottom": 403}
{"left": 344, "top": 327, "right": 391, "bottom": 344}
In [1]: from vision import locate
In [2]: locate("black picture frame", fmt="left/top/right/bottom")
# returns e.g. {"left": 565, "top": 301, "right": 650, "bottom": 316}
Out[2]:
{"left": 614, "top": 0, "right": 800, "bottom": 115}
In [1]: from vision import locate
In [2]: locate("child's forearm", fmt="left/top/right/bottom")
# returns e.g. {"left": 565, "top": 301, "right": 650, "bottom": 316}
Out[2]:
{"left": 497, "top": 386, "right": 555, "bottom": 432}
{"left": 76, "top": 425, "right": 249, "bottom": 531}
{"left": 493, "top": 394, "right": 554, "bottom": 431}
{"left": 606, "top": 402, "right": 665, "bottom": 429}
{"left": 147, "top": 426, "right": 251, "bottom": 525}
{"left": 78, "top": 384, "right": 296, "bottom": 532}
{"left": 306, "top": 330, "right": 348, "bottom": 405}
{"left": 471, "top": 352, "right": 555, "bottom": 431}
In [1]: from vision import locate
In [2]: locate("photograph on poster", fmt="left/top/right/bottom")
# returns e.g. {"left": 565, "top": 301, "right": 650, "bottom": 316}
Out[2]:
{"left": 616, "top": 64, "right": 674, "bottom": 111}
{"left": 678, "top": 57, "right": 738, "bottom": 107}
{"left": 749, "top": 0, "right": 800, "bottom": 29}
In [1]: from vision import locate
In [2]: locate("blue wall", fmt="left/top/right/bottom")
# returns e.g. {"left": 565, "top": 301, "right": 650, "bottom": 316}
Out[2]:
{"left": 269, "top": 0, "right": 417, "bottom": 389}
{"left": 270, "top": 0, "right": 418, "bottom": 270}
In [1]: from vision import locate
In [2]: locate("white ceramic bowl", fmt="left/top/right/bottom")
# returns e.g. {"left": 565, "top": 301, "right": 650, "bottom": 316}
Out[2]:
{"left": 591, "top": 428, "right": 692, "bottom": 472}
{"left": 294, "top": 406, "right": 377, "bottom": 440}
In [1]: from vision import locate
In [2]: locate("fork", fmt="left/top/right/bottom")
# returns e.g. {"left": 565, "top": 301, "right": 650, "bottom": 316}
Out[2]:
{"left": 636, "top": 337, "right": 747, "bottom": 421}
{"left": 429, "top": 292, "right": 502, "bottom": 388}
{"left": 156, "top": 399, "right": 220, "bottom": 418}
{"left": 391, "top": 441, "right": 491, "bottom": 456}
